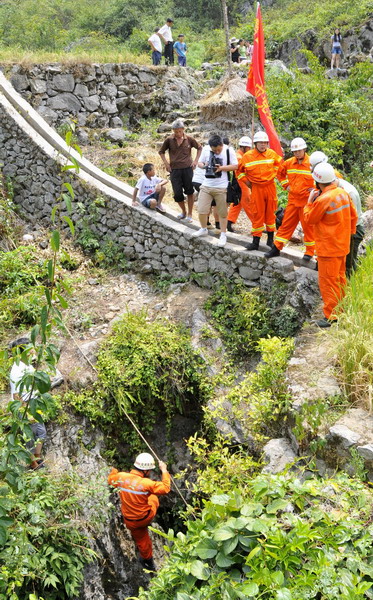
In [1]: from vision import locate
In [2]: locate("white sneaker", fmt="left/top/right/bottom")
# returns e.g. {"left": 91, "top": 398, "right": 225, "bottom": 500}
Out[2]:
{"left": 184, "top": 216, "right": 193, "bottom": 223}
{"left": 218, "top": 233, "right": 227, "bottom": 247}
{"left": 177, "top": 213, "right": 187, "bottom": 220}
{"left": 192, "top": 228, "right": 208, "bottom": 238}
{"left": 157, "top": 203, "right": 166, "bottom": 213}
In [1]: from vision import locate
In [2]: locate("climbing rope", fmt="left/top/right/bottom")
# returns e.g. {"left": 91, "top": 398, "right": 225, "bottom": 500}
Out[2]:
{"left": 63, "top": 324, "right": 196, "bottom": 515}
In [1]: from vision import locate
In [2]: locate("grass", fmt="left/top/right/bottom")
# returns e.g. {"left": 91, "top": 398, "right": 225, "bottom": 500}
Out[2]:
{"left": 0, "top": 46, "right": 149, "bottom": 66}
{"left": 335, "top": 246, "right": 373, "bottom": 411}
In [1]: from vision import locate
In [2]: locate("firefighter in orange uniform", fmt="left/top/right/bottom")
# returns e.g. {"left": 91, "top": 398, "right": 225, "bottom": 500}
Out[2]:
{"left": 240, "top": 130, "right": 283, "bottom": 251}
{"left": 303, "top": 162, "right": 358, "bottom": 328}
{"left": 108, "top": 453, "right": 171, "bottom": 570}
{"left": 227, "top": 136, "right": 253, "bottom": 232}
{"left": 265, "top": 137, "right": 315, "bottom": 260}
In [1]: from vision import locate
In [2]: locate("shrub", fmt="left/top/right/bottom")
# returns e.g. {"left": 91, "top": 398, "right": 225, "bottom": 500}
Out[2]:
{"left": 0, "top": 469, "right": 109, "bottom": 600}
{"left": 64, "top": 311, "right": 211, "bottom": 456}
{"left": 226, "top": 337, "right": 294, "bottom": 443}
{"left": 204, "top": 283, "right": 273, "bottom": 359}
{"left": 135, "top": 471, "right": 373, "bottom": 600}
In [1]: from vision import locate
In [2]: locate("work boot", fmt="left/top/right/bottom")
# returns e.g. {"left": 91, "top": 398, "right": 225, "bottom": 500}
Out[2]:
{"left": 264, "top": 245, "right": 280, "bottom": 259}
{"left": 303, "top": 254, "right": 312, "bottom": 262}
{"left": 227, "top": 220, "right": 235, "bottom": 233}
{"left": 316, "top": 317, "right": 338, "bottom": 328}
{"left": 245, "top": 236, "right": 260, "bottom": 251}
{"left": 139, "top": 557, "right": 156, "bottom": 571}
{"left": 266, "top": 231, "right": 274, "bottom": 248}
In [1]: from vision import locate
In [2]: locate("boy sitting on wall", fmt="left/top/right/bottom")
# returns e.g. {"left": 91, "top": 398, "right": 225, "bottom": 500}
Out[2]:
{"left": 132, "top": 163, "right": 168, "bottom": 212}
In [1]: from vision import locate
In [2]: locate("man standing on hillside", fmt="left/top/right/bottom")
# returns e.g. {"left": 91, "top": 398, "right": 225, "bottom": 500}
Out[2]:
{"left": 303, "top": 162, "right": 357, "bottom": 327}
{"left": 148, "top": 28, "right": 162, "bottom": 66}
{"left": 108, "top": 453, "right": 171, "bottom": 571}
{"left": 159, "top": 119, "right": 202, "bottom": 222}
{"left": 158, "top": 18, "right": 174, "bottom": 66}
{"left": 265, "top": 137, "right": 315, "bottom": 260}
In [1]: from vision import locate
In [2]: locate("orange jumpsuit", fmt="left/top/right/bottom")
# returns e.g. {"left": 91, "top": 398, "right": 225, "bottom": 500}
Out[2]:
{"left": 275, "top": 154, "right": 316, "bottom": 256}
{"left": 108, "top": 467, "right": 171, "bottom": 559}
{"left": 240, "top": 148, "right": 283, "bottom": 237}
{"left": 227, "top": 149, "right": 252, "bottom": 223}
{"left": 303, "top": 183, "right": 357, "bottom": 320}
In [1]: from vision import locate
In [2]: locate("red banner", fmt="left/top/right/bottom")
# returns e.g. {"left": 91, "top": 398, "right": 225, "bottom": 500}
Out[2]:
{"left": 246, "top": 3, "right": 283, "bottom": 156}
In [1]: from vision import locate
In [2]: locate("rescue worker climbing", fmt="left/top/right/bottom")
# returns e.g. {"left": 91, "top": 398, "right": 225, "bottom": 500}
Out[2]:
{"left": 226, "top": 136, "right": 253, "bottom": 233}
{"left": 265, "top": 137, "right": 315, "bottom": 260}
{"left": 108, "top": 453, "right": 171, "bottom": 571}
{"left": 303, "top": 162, "right": 357, "bottom": 328}
{"left": 240, "top": 131, "right": 283, "bottom": 251}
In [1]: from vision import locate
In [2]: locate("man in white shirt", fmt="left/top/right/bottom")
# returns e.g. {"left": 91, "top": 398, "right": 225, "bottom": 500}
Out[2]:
{"left": 158, "top": 18, "right": 174, "bottom": 65}
{"left": 334, "top": 176, "right": 365, "bottom": 276}
{"left": 192, "top": 134, "right": 238, "bottom": 247}
{"left": 9, "top": 337, "right": 47, "bottom": 470}
{"left": 148, "top": 28, "right": 162, "bottom": 66}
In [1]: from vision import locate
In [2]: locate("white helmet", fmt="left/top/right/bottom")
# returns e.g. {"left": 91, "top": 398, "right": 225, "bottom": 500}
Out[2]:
{"left": 290, "top": 137, "right": 307, "bottom": 151}
{"left": 238, "top": 136, "right": 252, "bottom": 148}
{"left": 253, "top": 131, "right": 269, "bottom": 143}
{"left": 134, "top": 452, "right": 156, "bottom": 470}
{"left": 309, "top": 151, "right": 328, "bottom": 170}
{"left": 312, "top": 162, "right": 336, "bottom": 184}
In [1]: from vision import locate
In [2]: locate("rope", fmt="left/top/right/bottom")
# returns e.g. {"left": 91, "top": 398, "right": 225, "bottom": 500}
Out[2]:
{"left": 63, "top": 323, "right": 195, "bottom": 515}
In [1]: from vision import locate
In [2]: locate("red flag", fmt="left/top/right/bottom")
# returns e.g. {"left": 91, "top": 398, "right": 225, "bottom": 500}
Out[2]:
{"left": 246, "top": 3, "right": 283, "bottom": 156}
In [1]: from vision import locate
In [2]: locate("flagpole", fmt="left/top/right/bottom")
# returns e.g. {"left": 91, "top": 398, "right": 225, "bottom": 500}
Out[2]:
{"left": 251, "top": 97, "right": 255, "bottom": 141}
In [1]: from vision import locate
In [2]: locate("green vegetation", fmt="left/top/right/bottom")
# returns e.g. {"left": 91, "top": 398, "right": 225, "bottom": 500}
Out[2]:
{"left": 267, "top": 57, "right": 373, "bottom": 195}
{"left": 0, "top": 470, "right": 108, "bottom": 600}
{"left": 135, "top": 472, "right": 373, "bottom": 600}
{"left": 64, "top": 311, "right": 211, "bottom": 457}
{"left": 205, "top": 282, "right": 298, "bottom": 360}
{"left": 335, "top": 247, "right": 373, "bottom": 411}
{"left": 264, "top": 0, "right": 373, "bottom": 46}
{"left": 226, "top": 337, "right": 294, "bottom": 444}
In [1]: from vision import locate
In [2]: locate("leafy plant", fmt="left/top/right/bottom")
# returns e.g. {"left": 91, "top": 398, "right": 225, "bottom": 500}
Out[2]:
{"left": 134, "top": 472, "right": 373, "bottom": 600}
{"left": 0, "top": 469, "right": 110, "bottom": 600}
{"left": 226, "top": 337, "right": 294, "bottom": 444}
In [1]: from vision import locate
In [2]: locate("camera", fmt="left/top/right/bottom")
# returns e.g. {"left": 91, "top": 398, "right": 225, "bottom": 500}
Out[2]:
{"left": 205, "top": 151, "right": 223, "bottom": 178}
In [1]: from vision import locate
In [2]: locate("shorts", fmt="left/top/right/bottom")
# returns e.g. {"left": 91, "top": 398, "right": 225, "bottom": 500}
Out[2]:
{"left": 332, "top": 47, "right": 342, "bottom": 54}
{"left": 26, "top": 421, "right": 47, "bottom": 454}
{"left": 170, "top": 167, "right": 194, "bottom": 202}
{"left": 198, "top": 186, "right": 228, "bottom": 218}
{"left": 141, "top": 192, "right": 159, "bottom": 208}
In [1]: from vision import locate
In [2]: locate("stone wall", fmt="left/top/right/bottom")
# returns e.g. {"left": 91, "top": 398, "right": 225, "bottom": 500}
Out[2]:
{"left": 0, "top": 74, "right": 320, "bottom": 324}
{"left": 0, "top": 62, "right": 201, "bottom": 128}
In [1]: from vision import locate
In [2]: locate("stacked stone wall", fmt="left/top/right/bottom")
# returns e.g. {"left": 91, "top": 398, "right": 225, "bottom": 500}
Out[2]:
{"left": 0, "top": 62, "right": 200, "bottom": 128}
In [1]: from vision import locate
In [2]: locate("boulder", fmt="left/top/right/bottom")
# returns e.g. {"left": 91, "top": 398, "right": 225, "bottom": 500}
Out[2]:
{"left": 262, "top": 438, "right": 297, "bottom": 474}
{"left": 47, "top": 93, "right": 81, "bottom": 112}
{"left": 104, "top": 128, "right": 128, "bottom": 144}
{"left": 51, "top": 74, "right": 75, "bottom": 92}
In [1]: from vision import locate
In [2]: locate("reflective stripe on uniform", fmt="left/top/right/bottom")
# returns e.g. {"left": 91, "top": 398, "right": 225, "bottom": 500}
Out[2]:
{"left": 304, "top": 241, "right": 315, "bottom": 246}
{"left": 287, "top": 169, "right": 313, "bottom": 175}
{"left": 245, "top": 159, "right": 275, "bottom": 167}
{"left": 275, "top": 236, "right": 289, "bottom": 244}
{"left": 237, "top": 173, "right": 246, "bottom": 180}
{"left": 326, "top": 204, "right": 350, "bottom": 215}
{"left": 280, "top": 179, "right": 289, "bottom": 185}
{"left": 251, "top": 226, "right": 265, "bottom": 232}
{"left": 266, "top": 223, "right": 276, "bottom": 230}
{"left": 118, "top": 487, "right": 148, "bottom": 495}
